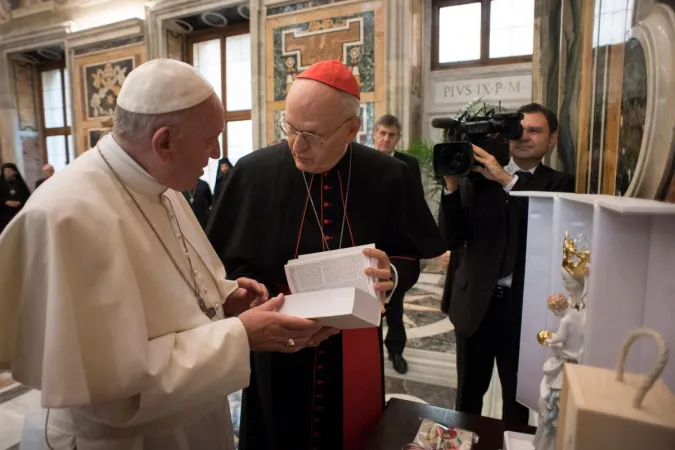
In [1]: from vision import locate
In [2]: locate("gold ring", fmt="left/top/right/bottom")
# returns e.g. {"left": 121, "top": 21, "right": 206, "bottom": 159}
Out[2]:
{"left": 286, "top": 338, "right": 295, "bottom": 348}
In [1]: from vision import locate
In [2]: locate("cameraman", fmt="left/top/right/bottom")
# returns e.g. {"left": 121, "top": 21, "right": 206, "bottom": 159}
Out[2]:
{"left": 441, "top": 103, "right": 574, "bottom": 424}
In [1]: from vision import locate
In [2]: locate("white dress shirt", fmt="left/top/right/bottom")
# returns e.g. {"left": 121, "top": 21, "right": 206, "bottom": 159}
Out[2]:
{"left": 498, "top": 159, "right": 537, "bottom": 287}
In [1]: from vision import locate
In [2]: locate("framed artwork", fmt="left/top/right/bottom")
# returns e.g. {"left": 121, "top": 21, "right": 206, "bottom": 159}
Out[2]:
{"left": 88, "top": 128, "right": 111, "bottom": 148}
{"left": 265, "top": 1, "right": 385, "bottom": 143}
{"left": 82, "top": 57, "right": 134, "bottom": 120}
{"left": 72, "top": 43, "right": 146, "bottom": 157}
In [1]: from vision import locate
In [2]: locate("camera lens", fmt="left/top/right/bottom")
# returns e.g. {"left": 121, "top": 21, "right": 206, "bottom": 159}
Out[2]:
{"left": 433, "top": 142, "right": 474, "bottom": 177}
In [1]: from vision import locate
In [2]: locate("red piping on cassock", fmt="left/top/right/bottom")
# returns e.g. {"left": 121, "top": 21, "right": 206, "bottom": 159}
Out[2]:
{"left": 390, "top": 255, "right": 417, "bottom": 261}
{"left": 337, "top": 168, "right": 383, "bottom": 450}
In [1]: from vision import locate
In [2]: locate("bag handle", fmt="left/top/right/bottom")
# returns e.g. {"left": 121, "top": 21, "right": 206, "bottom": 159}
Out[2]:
{"left": 616, "top": 327, "right": 669, "bottom": 408}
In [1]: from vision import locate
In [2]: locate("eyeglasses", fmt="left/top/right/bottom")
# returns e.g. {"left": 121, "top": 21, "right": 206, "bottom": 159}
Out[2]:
{"left": 278, "top": 112, "right": 354, "bottom": 148}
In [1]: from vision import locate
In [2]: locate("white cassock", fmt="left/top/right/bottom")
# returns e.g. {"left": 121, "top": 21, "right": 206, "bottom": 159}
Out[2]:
{"left": 0, "top": 133, "right": 250, "bottom": 450}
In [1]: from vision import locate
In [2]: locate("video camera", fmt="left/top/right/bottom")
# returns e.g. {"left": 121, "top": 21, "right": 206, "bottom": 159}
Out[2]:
{"left": 431, "top": 108, "right": 524, "bottom": 177}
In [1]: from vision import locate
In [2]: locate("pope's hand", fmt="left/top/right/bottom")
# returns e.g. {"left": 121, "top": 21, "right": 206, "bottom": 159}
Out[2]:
{"left": 238, "top": 295, "right": 325, "bottom": 353}
{"left": 471, "top": 145, "right": 514, "bottom": 187}
{"left": 224, "top": 278, "right": 269, "bottom": 315}
{"left": 363, "top": 248, "right": 393, "bottom": 313}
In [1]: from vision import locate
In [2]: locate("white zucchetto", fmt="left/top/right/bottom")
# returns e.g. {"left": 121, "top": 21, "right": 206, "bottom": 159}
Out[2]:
{"left": 116, "top": 58, "right": 215, "bottom": 114}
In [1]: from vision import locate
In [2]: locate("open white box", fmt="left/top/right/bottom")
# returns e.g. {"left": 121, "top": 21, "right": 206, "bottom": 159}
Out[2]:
{"left": 512, "top": 192, "right": 675, "bottom": 410}
{"left": 278, "top": 287, "right": 382, "bottom": 329}
{"left": 503, "top": 431, "right": 535, "bottom": 450}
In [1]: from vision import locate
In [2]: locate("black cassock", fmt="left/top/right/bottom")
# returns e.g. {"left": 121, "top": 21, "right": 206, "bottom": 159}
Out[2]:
{"left": 208, "top": 142, "right": 444, "bottom": 450}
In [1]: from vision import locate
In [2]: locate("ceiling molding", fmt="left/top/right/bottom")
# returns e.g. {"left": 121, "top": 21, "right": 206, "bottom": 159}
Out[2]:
{"left": 0, "top": 21, "right": 72, "bottom": 52}
{"left": 67, "top": 17, "right": 144, "bottom": 49}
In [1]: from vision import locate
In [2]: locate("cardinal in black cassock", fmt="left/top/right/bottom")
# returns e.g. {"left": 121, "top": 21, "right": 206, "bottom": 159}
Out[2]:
{"left": 208, "top": 60, "right": 445, "bottom": 450}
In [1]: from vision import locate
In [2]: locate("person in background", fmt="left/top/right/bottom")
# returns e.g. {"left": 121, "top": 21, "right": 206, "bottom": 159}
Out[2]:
{"left": 373, "top": 114, "right": 424, "bottom": 375}
{"left": 441, "top": 103, "right": 574, "bottom": 424}
{"left": 35, "top": 163, "right": 55, "bottom": 189}
{"left": 213, "top": 157, "right": 233, "bottom": 202}
{"left": 0, "top": 162, "right": 30, "bottom": 235}
{"left": 208, "top": 60, "right": 445, "bottom": 450}
{"left": 183, "top": 178, "right": 212, "bottom": 229}
{"left": 0, "top": 58, "right": 325, "bottom": 450}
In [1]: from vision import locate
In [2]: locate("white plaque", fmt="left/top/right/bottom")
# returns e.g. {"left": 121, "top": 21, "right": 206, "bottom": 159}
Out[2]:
{"left": 433, "top": 75, "right": 532, "bottom": 106}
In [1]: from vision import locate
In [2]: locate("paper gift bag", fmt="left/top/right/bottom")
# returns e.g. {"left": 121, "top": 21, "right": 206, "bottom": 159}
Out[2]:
{"left": 557, "top": 328, "right": 675, "bottom": 450}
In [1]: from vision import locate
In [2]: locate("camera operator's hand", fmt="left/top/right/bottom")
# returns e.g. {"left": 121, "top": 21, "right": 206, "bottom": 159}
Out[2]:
{"left": 472, "top": 145, "right": 514, "bottom": 187}
{"left": 443, "top": 175, "right": 460, "bottom": 193}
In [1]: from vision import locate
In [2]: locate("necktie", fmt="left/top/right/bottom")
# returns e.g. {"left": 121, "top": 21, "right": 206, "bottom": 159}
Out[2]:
{"left": 498, "top": 171, "right": 531, "bottom": 278}
{"left": 515, "top": 170, "right": 533, "bottom": 186}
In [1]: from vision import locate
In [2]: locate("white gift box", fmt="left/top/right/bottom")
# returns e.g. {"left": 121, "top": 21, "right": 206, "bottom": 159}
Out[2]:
{"left": 278, "top": 287, "right": 382, "bottom": 329}
{"left": 512, "top": 192, "right": 675, "bottom": 410}
{"left": 503, "top": 431, "right": 535, "bottom": 450}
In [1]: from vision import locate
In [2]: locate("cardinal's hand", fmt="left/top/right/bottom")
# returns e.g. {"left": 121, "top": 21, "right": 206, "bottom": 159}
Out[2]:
{"left": 363, "top": 248, "right": 394, "bottom": 313}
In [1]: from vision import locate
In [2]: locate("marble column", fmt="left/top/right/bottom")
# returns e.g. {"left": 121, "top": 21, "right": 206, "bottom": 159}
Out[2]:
{"left": 532, "top": 0, "right": 561, "bottom": 168}
{"left": 385, "top": 0, "right": 416, "bottom": 149}
{"left": 555, "top": 0, "right": 589, "bottom": 177}
{"left": 250, "top": 0, "right": 265, "bottom": 151}
{"left": 532, "top": 0, "right": 561, "bottom": 112}
{"left": 555, "top": 0, "right": 596, "bottom": 191}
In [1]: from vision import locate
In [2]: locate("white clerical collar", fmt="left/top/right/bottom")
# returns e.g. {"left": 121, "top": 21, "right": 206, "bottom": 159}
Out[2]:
{"left": 504, "top": 158, "right": 538, "bottom": 176}
{"left": 98, "top": 133, "right": 167, "bottom": 197}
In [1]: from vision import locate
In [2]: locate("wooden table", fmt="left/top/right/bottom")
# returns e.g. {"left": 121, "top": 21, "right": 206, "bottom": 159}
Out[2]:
{"left": 365, "top": 399, "right": 536, "bottom": 450}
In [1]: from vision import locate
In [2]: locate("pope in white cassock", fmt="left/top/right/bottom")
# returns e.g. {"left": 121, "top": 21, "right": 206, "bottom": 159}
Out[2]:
{"left": 0, "top": 59, "right": 330, "bottom": 450}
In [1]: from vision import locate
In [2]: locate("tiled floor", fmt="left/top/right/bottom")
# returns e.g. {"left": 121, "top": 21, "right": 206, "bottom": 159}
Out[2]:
{"left": 0, "top": 271, "right": 457, "bottom": 449}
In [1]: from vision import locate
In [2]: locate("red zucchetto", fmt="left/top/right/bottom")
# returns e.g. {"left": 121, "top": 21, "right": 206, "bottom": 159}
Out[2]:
{"left": 296, "top": 60, "right": 360, "bottom": 100}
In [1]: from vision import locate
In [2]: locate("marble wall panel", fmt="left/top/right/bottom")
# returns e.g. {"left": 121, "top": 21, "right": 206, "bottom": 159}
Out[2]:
{"left": 532, "top": 0, "right": 561, "bottom": 119}
{"left": 555, "top": 0, "right": 582, "bottom": 175}
{"left": 166, "top": 29, "right": 184, "bottom": 61}
{"left": 615, "top": 38, "right": 647, "bottom": 196}
{"left": 600, "top": 44, "right": 625, "bottom": 196}
{"left": 12, "top": 61, "right": 39, "bottom": 132}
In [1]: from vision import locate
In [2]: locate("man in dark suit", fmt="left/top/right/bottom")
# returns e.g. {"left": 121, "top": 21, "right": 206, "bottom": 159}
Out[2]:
{"left": 374, "top": 114, "right": 423, "bottom": 374}
{"left": 182, "top": 178, "right": 212, "bottom": 229}
{"left": 441, "top": 103, "right": 574, "bottom": 424}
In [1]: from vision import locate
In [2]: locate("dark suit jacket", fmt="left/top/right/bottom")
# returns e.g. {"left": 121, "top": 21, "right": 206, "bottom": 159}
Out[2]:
{"left": 183, "top": 179, "right": 213, "bottom": 229}
{"left": 442, "top": 164, "right": 574, "bottom": 336}
{"left": 393, "top": 151, "right": 423, "bottom": 189}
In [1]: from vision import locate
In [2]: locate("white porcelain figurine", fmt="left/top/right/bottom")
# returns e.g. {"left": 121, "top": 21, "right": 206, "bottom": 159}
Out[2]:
{"left": 533, "top": 233, "right": 590, "bottom": 450}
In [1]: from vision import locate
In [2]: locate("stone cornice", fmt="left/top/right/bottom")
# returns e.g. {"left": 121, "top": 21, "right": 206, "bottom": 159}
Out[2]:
{"left": 0, "top": 22, "right": 72, "bottom": 51}
{"left": 67, "top": 18, "right": 144, "bottom": 49}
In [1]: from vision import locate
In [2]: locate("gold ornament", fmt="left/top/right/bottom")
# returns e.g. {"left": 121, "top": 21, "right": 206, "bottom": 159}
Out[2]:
{"left": 537, "top": 330, "right": 553, "bottom": 346}
{"left": 562, "top": 232, "right": 591, "bottom": 277}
